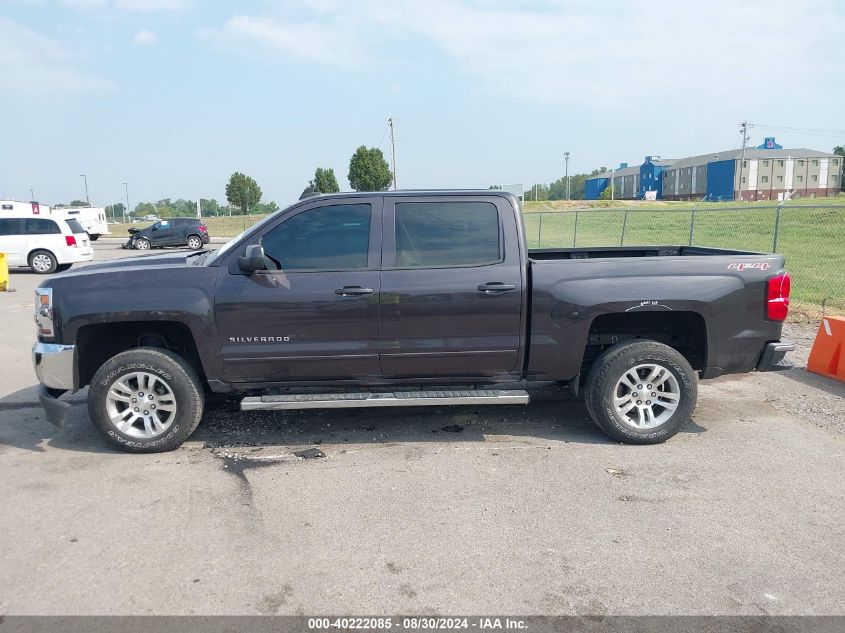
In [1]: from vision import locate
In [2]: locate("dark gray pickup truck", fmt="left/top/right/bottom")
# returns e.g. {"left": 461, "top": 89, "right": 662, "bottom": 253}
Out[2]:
{"left": 32, "top": 190, "right": 793, "bottom": 452}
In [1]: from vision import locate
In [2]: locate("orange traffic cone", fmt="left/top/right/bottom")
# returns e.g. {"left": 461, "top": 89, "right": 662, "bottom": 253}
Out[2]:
{"left": 807, "top": 316, "right": 845, "bottom": 382}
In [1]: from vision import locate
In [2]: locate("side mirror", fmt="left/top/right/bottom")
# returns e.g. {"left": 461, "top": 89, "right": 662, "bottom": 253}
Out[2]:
{"left": 238, "top": 244, "right": 266, "bottom": 273}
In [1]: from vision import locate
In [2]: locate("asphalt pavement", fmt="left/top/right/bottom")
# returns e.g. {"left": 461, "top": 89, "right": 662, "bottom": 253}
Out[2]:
{"left": 0, "top": 240, "right": 843, "bottom": 615}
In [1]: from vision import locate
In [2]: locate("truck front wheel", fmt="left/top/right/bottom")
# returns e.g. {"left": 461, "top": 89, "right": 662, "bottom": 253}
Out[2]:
{"left": 584, "top": 340, "right": 697, "bottom": 444}
{"left": 88, "top": 347, "right": 204, "bottom": 452}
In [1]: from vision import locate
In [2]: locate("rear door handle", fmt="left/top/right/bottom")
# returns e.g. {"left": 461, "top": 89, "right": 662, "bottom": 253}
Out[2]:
{"left": 477, "top": 282, "right": 517, "bottom": 293}
{"left": 335, "top": 286, "right": 374, "bottom": 296}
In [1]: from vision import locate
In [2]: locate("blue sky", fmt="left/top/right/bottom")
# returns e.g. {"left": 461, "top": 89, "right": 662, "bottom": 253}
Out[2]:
{"left": 2, "top": 0, "right": 844, "bottom": 207}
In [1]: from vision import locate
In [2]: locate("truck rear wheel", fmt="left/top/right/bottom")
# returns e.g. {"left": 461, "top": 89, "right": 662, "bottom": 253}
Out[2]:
{"left": 584, "top": 340, "right": 697, "bottom": 444}
{"left": 88, "top": 347, "right": 204, "bottom": 452}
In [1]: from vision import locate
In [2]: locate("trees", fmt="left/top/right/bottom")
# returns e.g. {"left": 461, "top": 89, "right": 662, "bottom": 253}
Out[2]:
{"left": 104, "top": 202, "right": 125, "bottom": 218}
{"left": 526, "top": 184, "right": 550, "bottom": 201}
{"left": 225, "top": 172, "right": 262, "bottom": 215}
{"left": 548, "top": 167, "right": 607, "bottom": 201}
{"left": 598, "top": 184, "right": 614, "bottom": 200}
{"left": 348, "top": 146, "right": 392, "bottom": 192}
{"left": 310, "top": 167, "right": 340, "bottom": 193}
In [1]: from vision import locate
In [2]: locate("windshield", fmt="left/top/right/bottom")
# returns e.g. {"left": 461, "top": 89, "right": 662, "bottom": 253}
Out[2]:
{"left": 204, "top": 211, "right": 282, "bottom": 265}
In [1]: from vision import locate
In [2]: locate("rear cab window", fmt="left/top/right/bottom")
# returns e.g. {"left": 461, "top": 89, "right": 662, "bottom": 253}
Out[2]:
{"left": 393, "top": 201, "right": 501, "bottom": 268}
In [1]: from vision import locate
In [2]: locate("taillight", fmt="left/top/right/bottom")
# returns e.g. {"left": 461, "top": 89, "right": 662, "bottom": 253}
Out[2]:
{"left": 65, "top": 235, "right": 77, "bottom": 247}
{"left": 199, "top": 225, "right": 208, "bottom": 233}
{"left": 766, "top": 273, "right": 790, "bottom": 321}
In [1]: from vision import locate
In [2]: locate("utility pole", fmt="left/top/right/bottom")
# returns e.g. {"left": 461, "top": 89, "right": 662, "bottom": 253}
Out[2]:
{"left": 736, "top": 121, "right": 749, "bottom": 202}
{"left": 123, "top": 182, "right": 130, "bottom": 220}
{"left": 388, "top": 117, "right": 398, "bottom": 190}
{"left": 80, "top": 174, "right": 90, "bottom": 206}
{"left": 611, "top": 167, "right": 615, "bottom": 201}
{"left": 30, "top": 188, "right": 35, "bottom": 202}
{"left": 564, "top": 152, "right": 570, "bottom": 200}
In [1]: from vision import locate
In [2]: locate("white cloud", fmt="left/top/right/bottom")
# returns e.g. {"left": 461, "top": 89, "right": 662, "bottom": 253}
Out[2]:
{"left": 201, "top": 0, "right": 844, "bottom": 105}
{"left": 0, "top": 16, "right": 112, "bottom": 96}
{"left": 115, "top": 0, "right": 191, "bottom": 11}
{"left": 201, "top": 14, "right": 371, "bottom": 70}
{"left": 133, "top": 28, "right": 157, "bottom": 45}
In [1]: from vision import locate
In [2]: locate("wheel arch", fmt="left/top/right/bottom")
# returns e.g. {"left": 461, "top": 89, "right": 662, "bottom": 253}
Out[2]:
{"left": 76, "top": 320, "right": 206, "bottom": 389}
{"left": 27, "top": 247, "right": 58, "bottom": 264}
{"left": 583, "top": 310, "right": 708, "bottom": 374}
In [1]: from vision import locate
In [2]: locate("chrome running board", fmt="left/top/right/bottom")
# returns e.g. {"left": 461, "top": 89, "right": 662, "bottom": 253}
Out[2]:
{"left": 240, "top": 389, "right": 530, "bottom": 411}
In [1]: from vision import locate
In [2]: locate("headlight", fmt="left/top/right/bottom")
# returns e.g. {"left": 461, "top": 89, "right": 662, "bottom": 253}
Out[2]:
{"left": 35, "top": 287, "right": 54, "bottom": 339}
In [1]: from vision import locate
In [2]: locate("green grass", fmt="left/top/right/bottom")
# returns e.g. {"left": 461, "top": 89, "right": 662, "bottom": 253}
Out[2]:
{"left": 523, "top": 205, "right": 845, "bottom": 317}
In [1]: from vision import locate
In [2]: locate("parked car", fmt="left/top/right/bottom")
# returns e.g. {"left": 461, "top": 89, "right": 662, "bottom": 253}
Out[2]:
{"left": 0, "top": 216, "right": 93, "bottom": 274}
{"left": 124, "top": 218, "right": 209, "bottom": 251}
{"left": 33, "top": 190, "right": 792, "bottom": 452}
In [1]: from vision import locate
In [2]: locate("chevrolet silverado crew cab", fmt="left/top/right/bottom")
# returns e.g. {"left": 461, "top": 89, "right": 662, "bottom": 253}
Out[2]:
{"left": 32, "top": 190, "right": 793, "bottom": 452}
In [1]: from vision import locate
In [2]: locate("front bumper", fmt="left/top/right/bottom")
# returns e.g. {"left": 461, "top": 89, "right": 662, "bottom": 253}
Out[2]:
{"left": 756, "top": 340, "right": 795, "bottom": 372}
{"left": 32, "top": 342, "right": 75, "bottom": 390}
{"left": 38, "top": 385, "right": 72, "bottom": 428}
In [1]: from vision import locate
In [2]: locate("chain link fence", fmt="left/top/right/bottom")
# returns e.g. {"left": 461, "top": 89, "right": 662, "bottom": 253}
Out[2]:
{"left": 524, "top": 204, "right": 845, "bottom": 318}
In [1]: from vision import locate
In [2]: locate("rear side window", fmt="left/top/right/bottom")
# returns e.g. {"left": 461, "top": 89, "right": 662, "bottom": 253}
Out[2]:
{"left": 394, "top": 201, "right": 501, "bottom": 268}
{"left": 65, "top": 219, "right": 86, "bottom": 234}
{"left": 25, "top": 218, "right": 61, "bottom": 235}
{"left": 0, "top": 218, "right": 23, "bottom": 236}
{"left": 261, "top": 204, "right": 371, "bottom": 271}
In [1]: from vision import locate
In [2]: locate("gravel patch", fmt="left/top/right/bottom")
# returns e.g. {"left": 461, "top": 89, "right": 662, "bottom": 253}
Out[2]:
{"left": 747, "top": 321, "right": 845, "bottom": 436}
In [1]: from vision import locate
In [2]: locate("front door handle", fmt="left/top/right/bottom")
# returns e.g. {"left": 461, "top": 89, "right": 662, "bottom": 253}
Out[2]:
{"left": 477, "top": 282, "right": 517, "bottom": 293}
{"left": 335, "top": 286, "right": 374, "bottom": 296}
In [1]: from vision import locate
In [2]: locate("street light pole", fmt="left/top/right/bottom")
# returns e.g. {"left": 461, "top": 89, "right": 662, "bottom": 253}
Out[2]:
{"left": 30, "top": 188, "right": 35, "bottom": 202}
{"left": 123, "top": 182, "right": 130, "bottom": 220}
{"left": 564, "top": 152, "right": 570, "bottom": 201}
{"left": 80, "top": 174, "right": 90, "bottom": 206}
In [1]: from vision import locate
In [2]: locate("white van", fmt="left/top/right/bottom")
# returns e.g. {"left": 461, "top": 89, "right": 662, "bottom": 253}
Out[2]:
{"left": 0, "top": 215, "right": 94, "bottom": 273}
{"left": 52, "top": 206, "right": 110, "bottom": 240}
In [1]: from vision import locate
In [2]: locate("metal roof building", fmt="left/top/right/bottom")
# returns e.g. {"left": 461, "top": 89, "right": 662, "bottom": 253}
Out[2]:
{"left": 585, "top": 139, "right": 843, "bottom": 201}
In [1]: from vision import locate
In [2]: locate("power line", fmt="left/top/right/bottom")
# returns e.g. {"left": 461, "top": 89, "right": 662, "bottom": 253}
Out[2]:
{"left": 749, "top": 123, "right": 845, "bottom": 139}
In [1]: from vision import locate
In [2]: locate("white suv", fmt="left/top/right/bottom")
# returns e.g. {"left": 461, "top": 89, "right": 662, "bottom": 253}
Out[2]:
{"left": 0, "top": 216, "right": 94, "bottom": 273}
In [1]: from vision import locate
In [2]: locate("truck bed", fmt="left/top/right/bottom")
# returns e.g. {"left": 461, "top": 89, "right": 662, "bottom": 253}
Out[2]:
{"left": 528, "top": 245, "right": 762, "bottom": 260}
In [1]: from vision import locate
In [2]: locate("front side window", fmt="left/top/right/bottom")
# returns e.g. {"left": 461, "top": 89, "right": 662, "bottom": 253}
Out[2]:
{"left": 261, "top": 204, "right": 371, "bottom": 271}
{"left": 0, "top": 218, "right": 22, "bottom": 236}
{"left": 394, "top": 201, "right": 500, "bottom": 268}
{"left": 25, "top": 218, "right": 60, "bottom": 235}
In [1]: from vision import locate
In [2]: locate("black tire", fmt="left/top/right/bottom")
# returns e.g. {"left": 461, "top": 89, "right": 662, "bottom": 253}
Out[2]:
{"left": 89, "top": 234, "right": 100, "bottom": 241}
{"left": 134, "top": 237, "right": 151, "bottom": 250}
{"left": 28, "top": 249, "right": 57, "bottom": 274}
{"left": 584, "top": 340, "right": 697, "bottom": 444}
{"left": 56, "top": 264, "right": 73, "bottom": 272}
{"left": 88, "top": 347, "right": 204, "bottom": 453}
{"left": 186, "top": 234, "right": 204, "bottom": 250}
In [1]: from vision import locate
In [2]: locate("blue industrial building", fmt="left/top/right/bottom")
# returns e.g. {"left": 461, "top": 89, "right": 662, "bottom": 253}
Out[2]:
{"left": 585, "top": 139, "right": 842, "bottom": 201}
